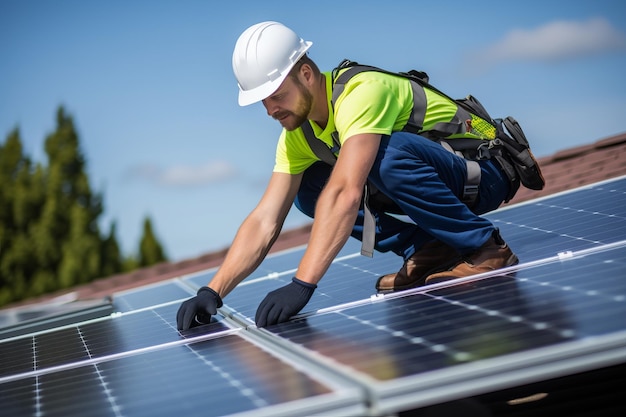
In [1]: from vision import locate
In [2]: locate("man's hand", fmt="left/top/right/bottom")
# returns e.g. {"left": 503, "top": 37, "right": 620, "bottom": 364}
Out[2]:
{"left": 255, "top": 277, "right": 316, "bottom": 327}
{"left": 176, "top": 287, "right": 223, "bottom": 330}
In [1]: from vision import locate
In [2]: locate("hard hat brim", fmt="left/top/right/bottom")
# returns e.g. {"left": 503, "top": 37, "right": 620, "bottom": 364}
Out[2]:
{"left": 237, "top": 41, "right": 312, "bottom": 106}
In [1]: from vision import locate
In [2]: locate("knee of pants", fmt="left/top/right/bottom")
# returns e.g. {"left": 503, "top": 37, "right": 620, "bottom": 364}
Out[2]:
{"left": 294, "top": 193, "right": 315, "bottom": 218}
{"left": 294, "top": 162, "right": 332, "bottom": 218}
{"left": 370, "top": 132, "right": 468, "bottom": 199}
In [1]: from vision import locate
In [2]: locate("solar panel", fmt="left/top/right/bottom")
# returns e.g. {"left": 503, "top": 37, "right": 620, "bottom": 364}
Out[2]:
{"left": 491, "top": 179, "right": 626, "bottom": 261}
{"left": 260, "top": 242, "right": 626, "bottom": 412}
{"left": 0, "top": 331, "right": 364, "bottom": 417}
{"left": 0, "top": 297, "right": 114, "bottom": 339}
{"left": 1, "top": 176, "right": 625, "bottom": 416}
{"left": 0, "top": 302, "right": 364, "bottom": 416}
{"left": 0, "top": 303, "right": 231, "bottom": 379}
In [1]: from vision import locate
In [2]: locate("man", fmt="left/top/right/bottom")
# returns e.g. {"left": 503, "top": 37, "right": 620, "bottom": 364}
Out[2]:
{"left": 176, "top": 21, "right": 518, "bottom": 331}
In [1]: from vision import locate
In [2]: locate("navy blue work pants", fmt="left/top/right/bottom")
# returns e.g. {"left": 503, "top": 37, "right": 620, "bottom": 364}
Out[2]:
{"left": 294, "top": 132, "right": 511, "bottom": 260}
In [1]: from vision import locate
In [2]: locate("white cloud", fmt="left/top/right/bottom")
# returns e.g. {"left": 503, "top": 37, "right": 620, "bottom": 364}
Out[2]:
{"left": 467, "top": 17, "right": 626, "bottom": 71}
{"left": 127, "top": 160, "right": 238, "bottom": 187}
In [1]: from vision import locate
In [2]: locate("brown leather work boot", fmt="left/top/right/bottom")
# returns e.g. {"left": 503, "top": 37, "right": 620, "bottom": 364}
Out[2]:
{"left": 375, "top": 240, "right": 460, "bottom": 292}
{"left": 424, "top": 230, "right": 518, "bottom": 285}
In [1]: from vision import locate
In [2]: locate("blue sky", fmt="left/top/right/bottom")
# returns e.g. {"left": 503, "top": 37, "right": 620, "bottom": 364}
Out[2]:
{"left": 1, "top": 0, "right": 625, "bottom": 262}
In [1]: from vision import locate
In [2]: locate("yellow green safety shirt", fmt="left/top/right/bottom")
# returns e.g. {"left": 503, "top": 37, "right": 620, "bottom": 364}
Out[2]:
{"left": 273, "top": 69, "right": 489, "bottom": 175}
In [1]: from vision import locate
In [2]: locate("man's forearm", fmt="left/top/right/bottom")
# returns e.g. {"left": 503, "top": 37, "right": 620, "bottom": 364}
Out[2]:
{"left": 295, "top": 186, "right": 361, "bottom": 284}
{"left": 207, "top": 213, "right": 281, "bottom": 297}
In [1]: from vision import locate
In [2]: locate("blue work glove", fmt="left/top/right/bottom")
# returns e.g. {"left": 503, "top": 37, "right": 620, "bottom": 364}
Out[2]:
{"left": 255, "top": 277, "right": 316, "bottom": 327}
{"left": 176, "top": 286, "right": 223, "bottom": 330}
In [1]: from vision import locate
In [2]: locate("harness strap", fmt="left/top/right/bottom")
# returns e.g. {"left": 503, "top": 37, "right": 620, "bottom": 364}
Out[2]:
{"left": 361, "top": 185, "right": 376, "bottom": 258}
{"left": 333, "top": 65, "right": 429, "bottom": 132}
{"left": 463, "top": 161, "right": 481, "bottom": 205}
{"left": 439, "top": 141, "right": 481, "bottom": 205}
{"left": 300, "top": 122, "right": 337, "bottom": 166}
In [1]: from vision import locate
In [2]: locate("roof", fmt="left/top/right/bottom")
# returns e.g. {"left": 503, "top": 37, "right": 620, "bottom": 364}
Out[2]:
{"left": 4, "top": 131, "right": 626, "bottom": 307}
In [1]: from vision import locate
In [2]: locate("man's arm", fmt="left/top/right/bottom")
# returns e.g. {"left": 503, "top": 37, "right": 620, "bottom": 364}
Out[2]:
{"left": 177, "top": 171, "right": 302, "bottom": 330}
{"left": 295, "top": 133, "right": 381, "bottom": 284}
{"left": 208, "top": 171, "right": 303, "bottom": 297}
{"left": 253, "top": 133, "right": 381, "bottom": 327}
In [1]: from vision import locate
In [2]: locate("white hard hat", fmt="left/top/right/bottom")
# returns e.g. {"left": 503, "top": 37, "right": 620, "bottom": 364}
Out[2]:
{"left": 232, "top": 21, "right": 313, "bottom": 106}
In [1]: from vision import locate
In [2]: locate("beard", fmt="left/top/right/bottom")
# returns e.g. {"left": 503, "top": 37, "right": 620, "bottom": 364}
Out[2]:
{"left": 273, "top": 79, "right": 313, "bottom": 131}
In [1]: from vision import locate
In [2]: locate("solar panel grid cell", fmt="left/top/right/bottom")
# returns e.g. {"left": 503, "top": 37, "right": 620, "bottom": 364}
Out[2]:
{"left": 0, "top": 337, "right": 35, "bottom": 377}
{"left": 0, "top": 377, "right": 37, "bottom": 417}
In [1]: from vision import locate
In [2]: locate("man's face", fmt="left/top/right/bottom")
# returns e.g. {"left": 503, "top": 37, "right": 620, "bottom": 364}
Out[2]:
{"left": 262, "top": 74, "right": 313, "bottom": 131}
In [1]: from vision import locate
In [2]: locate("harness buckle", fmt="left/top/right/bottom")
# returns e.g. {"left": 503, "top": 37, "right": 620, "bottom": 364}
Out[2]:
{"left": 462, "top": 184, "right": 479, "bottom": 204}
{"left": 476, "top": 142, "right": 491, "bottom": 160}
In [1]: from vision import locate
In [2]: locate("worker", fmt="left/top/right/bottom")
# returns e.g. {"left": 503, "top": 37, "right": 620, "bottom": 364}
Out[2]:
{"left": 177, "top": 21, "right": 518, "bottom": 330}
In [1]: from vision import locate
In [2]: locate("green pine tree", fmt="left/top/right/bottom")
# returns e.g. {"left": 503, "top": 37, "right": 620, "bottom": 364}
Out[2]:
{"left": 0, "top": 106, "right": 170, "bottom": 306}
{"left": 101, "top": 222, "right": 122, "bottom": 277}
{"left": 138, "top": 216, "right": 167, "bottom": 267}
{"left": 0, "top": 128, "right": 34, "bottom": 303}
{"left": 41, "top": 107, "right": 103, "bottom": 289}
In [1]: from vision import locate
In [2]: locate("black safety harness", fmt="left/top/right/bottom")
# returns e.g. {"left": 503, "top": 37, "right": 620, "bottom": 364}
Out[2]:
{"left": 300, "top": 60, "right": 544, "bottom": 257}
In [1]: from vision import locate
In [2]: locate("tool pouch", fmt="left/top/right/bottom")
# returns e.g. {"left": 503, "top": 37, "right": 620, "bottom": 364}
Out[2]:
{"left": 497, "top": 116, "right": 546, "bottom": 191}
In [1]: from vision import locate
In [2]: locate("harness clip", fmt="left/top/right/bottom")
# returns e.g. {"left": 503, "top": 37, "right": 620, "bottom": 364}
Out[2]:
{"left": 462, "top": 184, "right": 479, "bottom": 204}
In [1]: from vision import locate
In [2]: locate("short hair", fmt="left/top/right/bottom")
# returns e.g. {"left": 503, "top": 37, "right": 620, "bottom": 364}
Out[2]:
{"left": 289, "top": 54, "right": 320, "bottom": 79}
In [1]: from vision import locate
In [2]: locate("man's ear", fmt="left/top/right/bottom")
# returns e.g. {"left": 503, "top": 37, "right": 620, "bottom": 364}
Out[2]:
{"left": 299, "top": 63, "right": 315, "bottom": 86}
